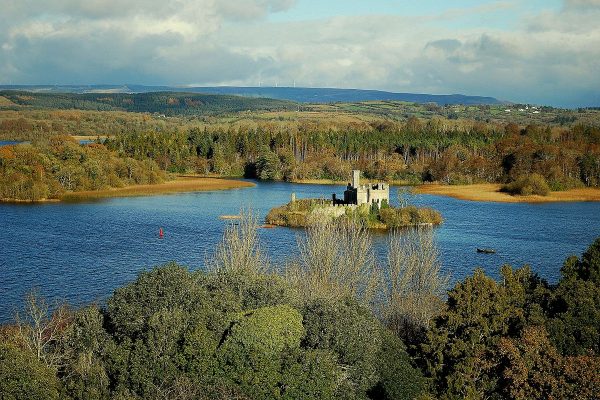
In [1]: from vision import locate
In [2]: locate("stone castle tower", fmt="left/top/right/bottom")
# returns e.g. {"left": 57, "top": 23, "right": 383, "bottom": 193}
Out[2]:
{"left": 332, "top": 170, "right": 389, "bottom": 208}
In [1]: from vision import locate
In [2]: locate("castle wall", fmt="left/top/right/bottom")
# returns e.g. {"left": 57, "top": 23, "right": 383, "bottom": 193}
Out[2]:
{"left": 352, "top": 170, "right": 360, "bottom": 188}
{"left": 366, "top": 184, "right": 389, "bottom": 207}
{"left": 340, "top": 171, "right": 389, "bottom": 208}
{"left": 356, "top": 187, "right": 369, "bottom": 205}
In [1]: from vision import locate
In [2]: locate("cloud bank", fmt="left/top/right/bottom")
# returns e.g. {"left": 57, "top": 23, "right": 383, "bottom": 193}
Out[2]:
{"left": 1, "top": 0, "right": 599, "bottom": 107}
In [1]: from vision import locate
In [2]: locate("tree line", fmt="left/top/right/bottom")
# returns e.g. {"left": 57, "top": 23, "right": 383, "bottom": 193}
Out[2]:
{"left": 1, "top": 215, "right": 598, "bottom": 399}
{"left": 2, "top": 111, "right": 600, "bottom": 201}
{"left": 0, "top": 91, "right": 295, "bottom": 116}
{"left": 106, "top": 118, "right": 600, "bottom": 189}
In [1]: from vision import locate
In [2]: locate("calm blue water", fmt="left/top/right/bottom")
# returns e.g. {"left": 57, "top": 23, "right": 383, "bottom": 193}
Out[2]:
{"left": 0, "top": 140, "right": 24, "bottom": 146}
{"left": 1, "top": 181, "right": 599, "bottom": 322}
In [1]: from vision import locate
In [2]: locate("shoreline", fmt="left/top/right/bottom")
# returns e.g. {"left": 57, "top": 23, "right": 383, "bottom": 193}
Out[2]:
{"left": 290, "top": 178, "right": 416, "bottom": 186}
{"left": 415, "top": 183, "right": 600, "bottom": 203}
{"left": 60, "top": 176, "right": 254, "bottom": 201}
{"left": 1, "top": 176, "right": 254, "bottom": 203}
{"left": 4, "top": 177, "right": 599, "bottom": 204}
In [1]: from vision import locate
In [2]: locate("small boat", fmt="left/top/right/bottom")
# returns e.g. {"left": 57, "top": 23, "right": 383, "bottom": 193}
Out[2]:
{"left": 477, "top": 248, "right": 496, "bottom": 254}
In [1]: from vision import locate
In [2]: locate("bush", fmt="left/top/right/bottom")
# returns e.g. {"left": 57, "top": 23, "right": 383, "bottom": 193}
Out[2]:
{"left": 302, "top": 298, "right": 382, "bottom": 396}
{"left": 217, "top": 305, "right": 305, "bottom": 399}
{"left": 280, "top": 348, "right": 340, "bottom": 399}
{"left": 106, "top": 263, "right": 210, "bottom": 338}
{"left": 447, "top": 172, "right": 474, "bottom": 185}
{"left": 370, "top": 330, "right": 427, "bottom": 400}
{"left": 0, "top": 342, "right": 61, "bottom": 400}
{"left": 502, "top": 173, "right": 551, "bottom": 196}
{"left": 548, "top": 176, "right": 584, "bottom": 191}
{"left": 379, "top": 206, "right": 443, "bottom": 227}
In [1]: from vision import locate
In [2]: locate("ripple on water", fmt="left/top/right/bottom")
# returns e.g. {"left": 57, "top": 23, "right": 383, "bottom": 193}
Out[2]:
{"left": 1, "top": 181, "right": 599, "bottom": 322}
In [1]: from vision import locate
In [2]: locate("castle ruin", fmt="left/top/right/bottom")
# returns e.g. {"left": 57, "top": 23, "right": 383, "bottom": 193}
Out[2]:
{"left": 332, "top": 170, "right": 389, "bottom": 208}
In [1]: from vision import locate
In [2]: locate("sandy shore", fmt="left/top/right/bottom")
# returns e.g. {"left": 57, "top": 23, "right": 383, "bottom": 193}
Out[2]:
{"left": 60, "top": 176, "right": 254, "bottom": 201}
{"left": 415, "top": 183, "right": 600, "bottom": 203}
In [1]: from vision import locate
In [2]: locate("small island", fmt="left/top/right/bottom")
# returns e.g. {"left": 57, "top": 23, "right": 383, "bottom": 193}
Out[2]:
{"left": 266, "top": 170, "right": 442, "bottom": 229}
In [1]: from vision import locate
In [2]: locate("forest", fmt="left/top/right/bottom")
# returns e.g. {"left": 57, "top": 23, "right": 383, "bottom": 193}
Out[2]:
{"left": 1, "top": 216, "right": 598, "bottom": 399}
{"left": 103, "top": 116, "right": 600, "bottom": 190}
{"left": 0, "top": 135, "right": 165, "bottom": 201}
{"left": 0, "top": 91, "right": 295, "bottom": 116}
{"left": 1, "top": 93, "right": 600, "bottom": 201}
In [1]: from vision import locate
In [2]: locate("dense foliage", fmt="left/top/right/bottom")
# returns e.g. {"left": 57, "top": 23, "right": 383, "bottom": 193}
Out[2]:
{"left": 100, "top": 118, "right": 600, "bottom": 189}
{"left": 1, "top": 217, "right": 598, "bottom": 399}
{"left": 501, "top": 173, "right": 551, "bottom": 196}
{"left": 0, "top": 264, "right": 425, "bottom": 400}
{"left": 2, "top": 95, "right": 600, "bottom": 193}
{"left": 0, "top": 136, "right": 165, "bottom": 200}
{"left": 420, "top": 239, "right": 600, "bottom": 399}
{"left": 0, "top": 91, "right": 295, "bottom": 116}
{"left": 0, "top": 342, "right": 61, "bottom": 399}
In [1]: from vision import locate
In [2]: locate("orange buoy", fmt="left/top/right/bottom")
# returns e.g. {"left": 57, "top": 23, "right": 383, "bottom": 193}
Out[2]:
{"left": 159, "top": 227, "right": 164, "bottom": 238}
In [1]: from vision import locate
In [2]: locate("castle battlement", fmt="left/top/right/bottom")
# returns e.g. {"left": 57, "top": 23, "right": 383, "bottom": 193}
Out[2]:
{"left": 332, "top": 170, "right": 389, "bottom": 208}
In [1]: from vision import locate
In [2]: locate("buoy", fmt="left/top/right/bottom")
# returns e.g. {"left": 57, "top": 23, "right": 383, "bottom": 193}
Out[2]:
{"left": 159, "top": 228, "right": 164, "bottom": 238}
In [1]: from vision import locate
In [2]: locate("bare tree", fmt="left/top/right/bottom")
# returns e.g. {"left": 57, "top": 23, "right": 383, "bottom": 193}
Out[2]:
{"left": 208, "top": 210, "right": 268, "bottom": 277}
{"left": 382, "top": 228, "right": 449, "bottom": 341}
{"left": 397, "top": 186, "right": 415, "bottom": 208}
{"left": 16, "top": 290, "right": 71, "bottom": 369}
{"left": 287, "top": 219, "right": 380, "bottom": 305}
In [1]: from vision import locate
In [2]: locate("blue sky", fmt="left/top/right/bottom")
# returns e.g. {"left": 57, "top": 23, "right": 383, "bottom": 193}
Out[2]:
{"left": 0, "top": 0, "right": 598, "bottom": 107}
{"left": 270, "top": 0, "right": 561, "bottom": 26}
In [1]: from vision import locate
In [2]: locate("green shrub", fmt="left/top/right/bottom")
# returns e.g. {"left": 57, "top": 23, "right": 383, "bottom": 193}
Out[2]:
{"left": 106, "top": 262, "right": 211, "bottom": 339}
{"left": 217, "top": 305, "right": 305, "bottom": 399}
{"left": 447, "top": 172, "right": 474, "bottom": 185}
{"left": 502, "top": 173, "right": 551, "bottom": 196}
{"left": 548, "top": 176, "right": 584, "bottom": 191}
{"left": 370, "top": 330, "right": 427, "bottom": 400}
{"left": 379, "top": 206, "right": 442, "bottom": 227}
{"left": 0, "top": 342, "right": 61, "bottom": 400}
{"left": 265, "top": 199, "right": 331, "bottom": 227}
{"left": 302, "top": 298, "right": 383, "bottom": 396}
{"left": 60, "top": 306, "right": 111, "bottom": 400}
{"left": 547, "top": 238, "right": 600, "bottom": 355}
{"left": 280, "top": 348, "right": 340, "bottom": 399}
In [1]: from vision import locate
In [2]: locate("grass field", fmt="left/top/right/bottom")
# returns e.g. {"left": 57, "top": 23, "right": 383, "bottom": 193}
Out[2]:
{"left": 0, "top": 96, "right": 16, "bottom": 107}
{"left": 416, "top": 183, "right": 600, "bottom": 203}
{"left": 59, "top": 176, "right": 254, "bottom": 201}
{"left": 71, "top": 134, "right": 110, "bottom": 141}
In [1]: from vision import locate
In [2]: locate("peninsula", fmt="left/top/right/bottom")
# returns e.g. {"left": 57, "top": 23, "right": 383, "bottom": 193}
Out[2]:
{"left": 59, "top": 176, "right": 254, "bottom": 202}
{"left": 416, "top": 183, "right": 600, "bottom": 203}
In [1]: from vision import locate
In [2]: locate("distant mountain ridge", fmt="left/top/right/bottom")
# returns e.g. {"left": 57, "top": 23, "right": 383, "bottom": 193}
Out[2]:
{"left": 0, "top": 84, "right": 503, "bottom": 105}
{"left": 0, "top": 90, "right": 295, "bottom": 115}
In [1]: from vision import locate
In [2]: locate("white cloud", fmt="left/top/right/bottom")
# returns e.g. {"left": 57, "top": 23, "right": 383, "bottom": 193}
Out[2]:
{"left": 0, "top": 0, "right": 598, "bottom": 106}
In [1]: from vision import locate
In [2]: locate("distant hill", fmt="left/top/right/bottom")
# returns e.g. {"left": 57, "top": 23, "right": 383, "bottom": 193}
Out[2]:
{"left": 0, "top": 85, "right": 503, "bottom": 105}
{"left": 173, "top": 86, "right": 503, "bottom": 105}
{"left": 0, "top": 91, "right": 295, "bottom": 115}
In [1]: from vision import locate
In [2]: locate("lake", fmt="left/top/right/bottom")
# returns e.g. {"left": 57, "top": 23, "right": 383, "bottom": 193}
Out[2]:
{"left": 1, "top": 181, "right": 599, "bottom": 322}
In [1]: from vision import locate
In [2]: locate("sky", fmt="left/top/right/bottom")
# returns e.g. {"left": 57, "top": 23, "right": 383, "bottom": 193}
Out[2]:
{"left": 1, "top": 0, "right": 599, "bottom": 107}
